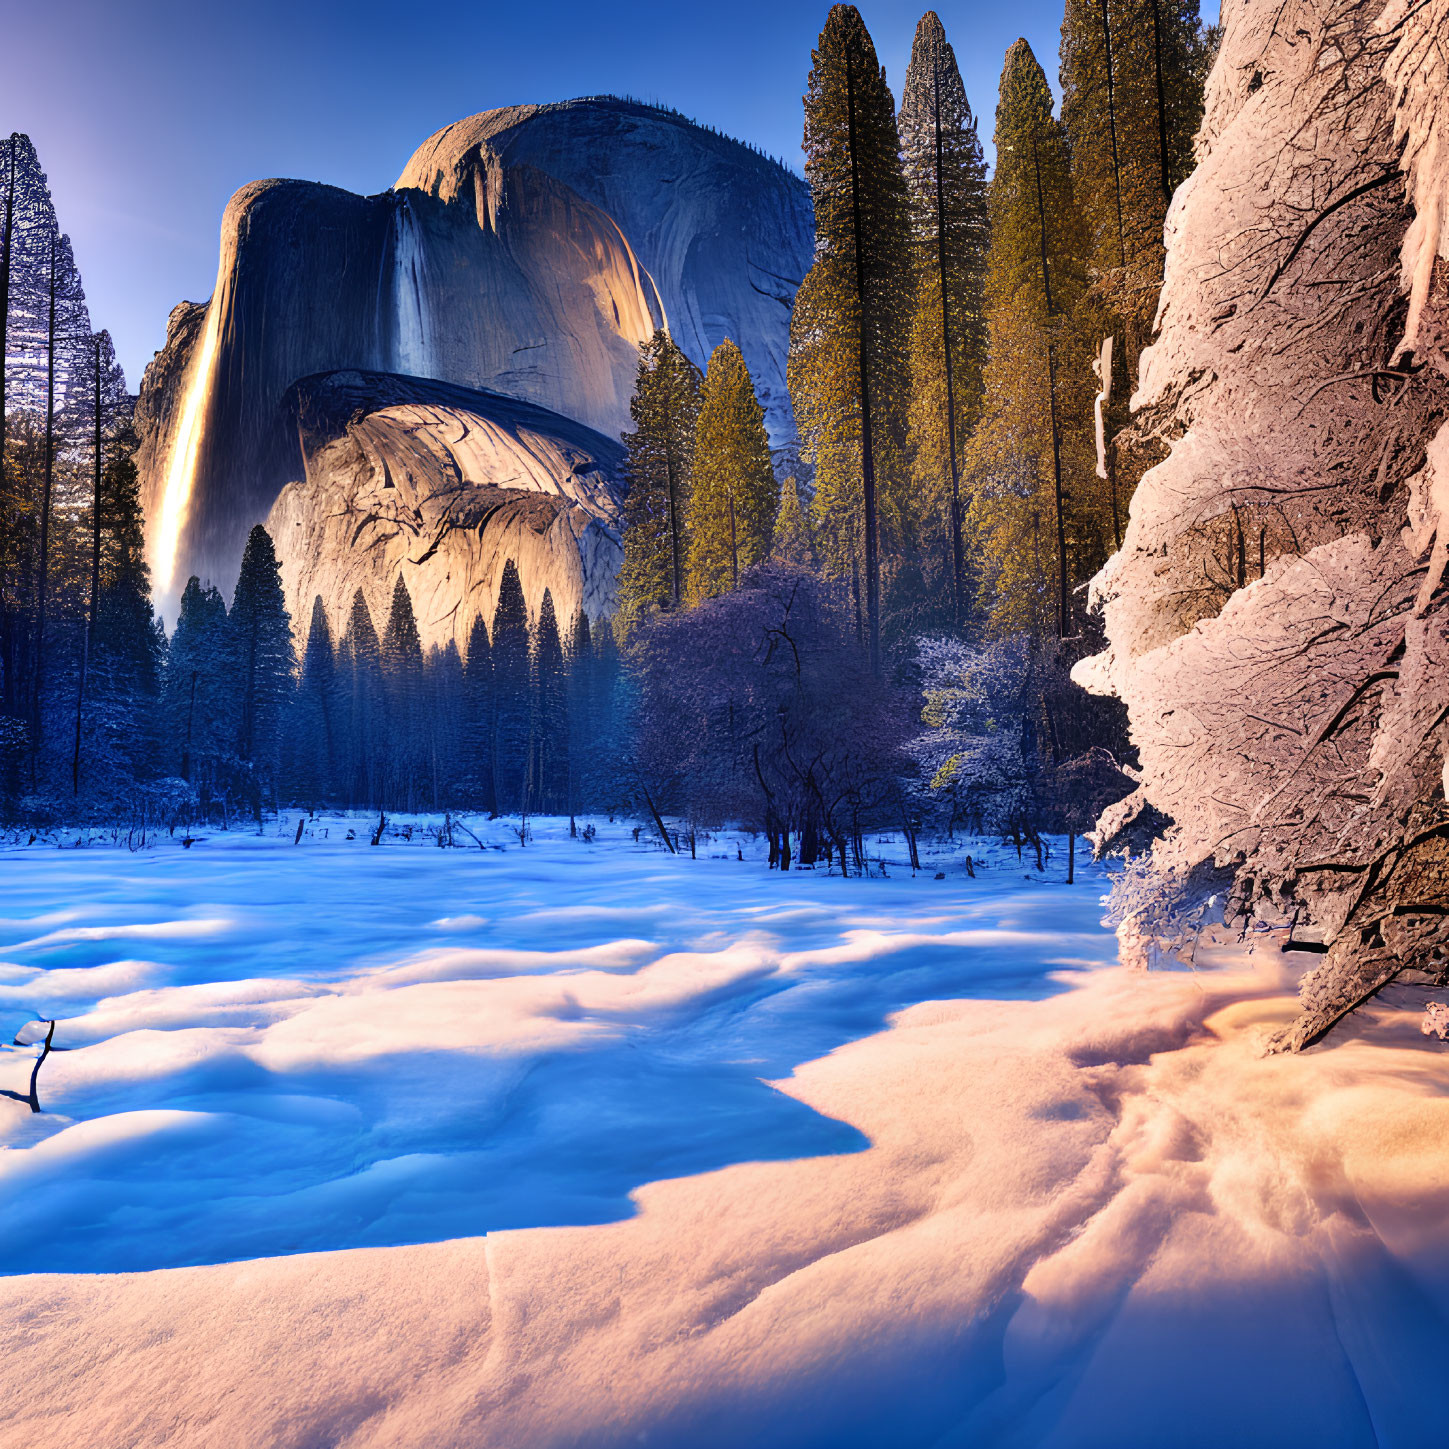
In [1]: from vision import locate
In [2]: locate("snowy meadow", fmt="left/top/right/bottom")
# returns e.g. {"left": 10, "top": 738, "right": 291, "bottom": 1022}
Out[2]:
{"left": 3, "top": 821, "right": 1449, "bottom": 1448}
{"left": 0, "top": 818, "right": 1111, "bottom": 1273}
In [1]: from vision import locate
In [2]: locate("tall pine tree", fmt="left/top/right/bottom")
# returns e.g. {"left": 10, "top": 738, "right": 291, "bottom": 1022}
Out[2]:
{"left": 162, "top": 577, "right": 230, "bottom": 793}
{"left": 83, "top": 440, "right": 162, "bottom": 795}
{"left": 491, "top": 560, "right": 532, "bottom": 816}
{"left": 565, "top": 608, "right": 593, "bottom": 825}
{"left": 288, "top": 596, "right": 338, "bottom": 806}
{"left": 343, "top": 589, "right": 383, "bottom": 808}
{"left": 616, "top": 330, "right": 702, "bottom": 638}
{"left": 463, "top": 612, "right": 495, "bottom": 812}
{"left": 788, "top": 3, "right": 912, "bottom": 671}
{"left": 230, "top": 524, "right": 293, "bottom": 815}
{"left": 382, "top": 575, "right": 424, "bottom": 810}
{"left": 900, "top": 12, "right": 990, "bottom": 630}
{"left": 532, "top": 589, "right": 568, "bottom": 814}
{"left": 1061, "top": 0, "right": 1209, "bottom": 542}
{"left": 685, "top": 340, "right": 778, "bottom": 604}
{"left": 967, "top": 39, "right": 1095, "bottom": 642}
{"left": 772, "top": 476, "right": 815, "bottom": 568}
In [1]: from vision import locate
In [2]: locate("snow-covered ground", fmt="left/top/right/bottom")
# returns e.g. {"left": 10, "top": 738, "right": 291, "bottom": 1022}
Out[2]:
{"left": 0, "top": 817, "right": 1447, "bottom": 1448}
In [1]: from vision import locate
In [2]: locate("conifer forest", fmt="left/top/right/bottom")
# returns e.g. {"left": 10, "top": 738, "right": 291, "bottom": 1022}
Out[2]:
{"left": 4, "top": 0, "right": 1449, "bottom": 1443}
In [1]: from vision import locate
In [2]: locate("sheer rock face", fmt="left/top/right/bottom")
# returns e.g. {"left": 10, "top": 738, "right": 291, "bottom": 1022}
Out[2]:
{"left": 137, "top": 97, "right": 811, "bottom": 613}
{"left": 1077, "top": 0, "right": 1449, "bottom": 1046}
{"left": 267, "top": 371, "right": 623, "bottom": 655}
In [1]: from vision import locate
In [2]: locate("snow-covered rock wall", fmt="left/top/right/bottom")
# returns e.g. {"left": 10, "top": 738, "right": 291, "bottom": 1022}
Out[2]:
{"left": 136, "top": 97, "right": 812, "bottom": 616}
{"left": 267, "top": 371, "right": 624, "bottom": 652}
{"left": 1077, "top": 0, "right": 1449, "bottom": 1047}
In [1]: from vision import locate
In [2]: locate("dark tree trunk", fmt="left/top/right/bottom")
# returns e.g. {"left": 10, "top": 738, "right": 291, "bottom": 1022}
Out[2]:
{"left": 32, "top": 232, "right": 59, "bottom": 753}
{"left": 1150, "top": 0, "right": 1172, "bottom": 203}
{"left": 1099, "top": 0, "right": 1126, "bottom": 267}
{"left": 73, "top": 335, "right": 102, "bottom": 795}
{"left": 932, "top": 58, "right": 965, "bottom": 631}
{"left": 846, "top": 51, "right": 881, "bottom": 674}
{"left": 1033, "top": 143, "right": 1070, "bottom": 639}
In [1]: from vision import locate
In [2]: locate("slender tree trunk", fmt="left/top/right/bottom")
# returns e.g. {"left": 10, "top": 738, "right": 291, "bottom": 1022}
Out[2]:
{"left": 1099, "top": 0, "right": 1126, "bottom": 267}
{"left": 1150, "top": 0, "right": 1172, "bottom": 203}
{"left": 846, "top": 53, "right": 881, "bottom": 674}
{"left": 1032, "top": 144, "right": 1070, "bottom": 638}
{"left": 183, "top": 668, "right": 197, "bottom": 779}
{"left": 729, "top": 492, "right": 738, "bottom": 588}
{"left": 72, "top": 335, "right": 102, "bottom": 794}
{"left": 0, "top": 137, "right": 14, "bottom": 490}
{"left": 932, "top": 60, "right": 965, "bottom": 631}
{"left": 665, "top": 408, "right": 682, "bottom": 609}
{"left": 32, "top": 232, "right": 58, "bottom": 754}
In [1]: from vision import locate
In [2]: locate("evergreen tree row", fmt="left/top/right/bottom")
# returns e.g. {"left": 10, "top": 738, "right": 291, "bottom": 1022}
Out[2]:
{"left": 2, "top": 132, "right": 163, "bottom": 810}
{"left": 164, "top": 549, "right": 626, "bottom": 825}
{"left": 616, "top": 332, "right": 796, "bottom": 638}
{"left": 783, "top": 4, "right": 1208, "bottom": 657}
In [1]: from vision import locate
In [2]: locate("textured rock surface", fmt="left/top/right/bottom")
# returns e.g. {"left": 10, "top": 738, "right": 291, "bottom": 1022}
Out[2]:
{"left": 267, "top": 371, "right": 624, "bottom": 654}
{"left": 396, "top": 99, "right": 811, "bottom": 451}
{"left": 138, "top": 97, "right": 812, "bottom": 612}
{"left": 1077, "top": 0, "right": 1449, "bottom": 1045}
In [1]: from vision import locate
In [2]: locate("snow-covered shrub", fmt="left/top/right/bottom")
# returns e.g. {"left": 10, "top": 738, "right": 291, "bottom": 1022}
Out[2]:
{"left": 908, "top": 635, "right": 1133, "bottom": 848}
{"left": 907, "top": 635, "right": 1035, "bottom": 839}
{"left": 1421, "top": 1003, "right": 1449, "bottom": 1043}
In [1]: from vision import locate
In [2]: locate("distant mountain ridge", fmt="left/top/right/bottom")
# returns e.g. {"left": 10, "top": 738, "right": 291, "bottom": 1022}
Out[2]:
{"left": 136, "top": 96, "right": 813, "bottom": 634}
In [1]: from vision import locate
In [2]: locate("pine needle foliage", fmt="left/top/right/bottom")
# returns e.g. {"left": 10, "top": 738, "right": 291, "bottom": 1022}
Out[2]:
{"left": 491, "top": 559, "right": 532, "bottom": 815}
{"left": 788, "top": 3, "right": 912, "bottom": 669}
{"left": 616, "top": 330, "right": 702, "bottom": 638}
{"left": 966, "top": 39, "right": 1098, "bottom": 643}
{"left": 1061, "top": 0, "right": 1211, "bottom": 543}
{"left": 772, "top": 476, "right": 815, "bottom": 568}
{"left": 532, "top": 589, "right": 569, "bottom": 814}
{"left": 343, "top": 589, "right": 383, "bottom": 808}
{"left": 685, "top": 340, "right": 778, "bottom": 604}
{"left": 288, "top": 595, "right": 339, "bottom": 805}
{"left": 382, "top": 575, "right": 425, "bottom": 809}
{"left": 899, "top": 12, "right": 990, "bottom": 631}
{"left": 1061, "top": 0, "right": 1209, "bottom": 355}
{"left": 463, "top": 613, "right": 495, "bottom": 811}
{"left": 229, "top": 524, "right": 293, "bottom": 808}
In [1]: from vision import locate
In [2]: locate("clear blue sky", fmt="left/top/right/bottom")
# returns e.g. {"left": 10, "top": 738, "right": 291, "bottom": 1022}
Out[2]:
{"left": 5, "top": 0, "right": 1071, "bottom": 389}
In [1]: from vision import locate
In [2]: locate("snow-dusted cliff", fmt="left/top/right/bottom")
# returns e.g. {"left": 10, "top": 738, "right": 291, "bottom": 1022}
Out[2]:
{"left": 1078, "top": 0, "right": 1449, "bottom": 1047}
{"left": 268, "top": 370, "right": 623, "bottom": 651}
{"left": 136, "top": 97, "right": 812, "bottom": 616}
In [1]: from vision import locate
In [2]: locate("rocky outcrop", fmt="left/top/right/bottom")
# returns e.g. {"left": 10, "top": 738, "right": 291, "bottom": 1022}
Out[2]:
{"left": 137, "top": 97, "right": 812, "bottom": 617}
{"left": 1078, "top": 0, "right": 1449, "bottom": 1047}
{"left": 396, "top": 98, "right": 811, "bottom": 451}
{"left": 266, "top": 370, "right": 623, "bottom": 654}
